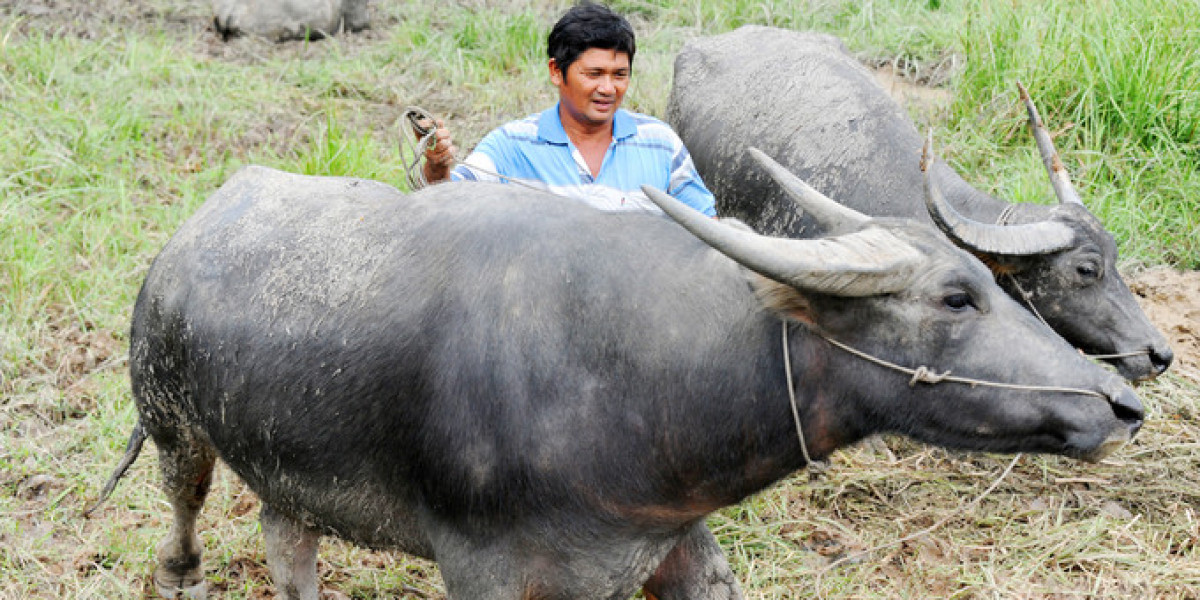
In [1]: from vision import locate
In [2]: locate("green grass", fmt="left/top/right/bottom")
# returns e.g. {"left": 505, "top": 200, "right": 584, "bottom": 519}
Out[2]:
{"left": 951, "top": 0, "right": 1200, "bottom": 266}
{"left": 3, "top": 0, "right": 1199, "bottom": 598}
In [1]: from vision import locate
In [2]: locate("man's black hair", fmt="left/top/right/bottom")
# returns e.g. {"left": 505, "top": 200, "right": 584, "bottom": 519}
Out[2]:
{"left": 547, "top": 2, "right": 636, "bottom": 80}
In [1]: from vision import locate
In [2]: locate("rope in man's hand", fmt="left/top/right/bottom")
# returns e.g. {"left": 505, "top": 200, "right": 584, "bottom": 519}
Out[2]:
{"left": 400, "top": 106, "right": 456, "bottom": 190}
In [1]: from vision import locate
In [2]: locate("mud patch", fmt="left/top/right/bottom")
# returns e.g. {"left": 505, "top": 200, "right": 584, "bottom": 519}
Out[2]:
{"left": 1127, "top": 267, "right": 1200, "bottom": 382}
{"left": 873, "top": 65, "right": 952, "bottom": 122}
{"left": 872, "top": 61, "right": 955, "bottom": 129}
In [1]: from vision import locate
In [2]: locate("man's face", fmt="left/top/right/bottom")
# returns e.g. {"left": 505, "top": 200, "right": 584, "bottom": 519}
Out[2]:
{"left": 550, "top": 47, "right": 631, "bottom": 129}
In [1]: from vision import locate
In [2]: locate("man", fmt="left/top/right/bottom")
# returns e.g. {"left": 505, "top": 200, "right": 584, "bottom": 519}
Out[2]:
{"left": 419, "top": 2, "right": 716, "bottom": 216}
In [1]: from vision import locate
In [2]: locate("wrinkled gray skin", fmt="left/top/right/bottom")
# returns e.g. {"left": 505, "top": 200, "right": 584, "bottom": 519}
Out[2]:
{"left": 123, "top": 166, "right": 1140, "bottom": 599}
{"left": 668, "top": 26, "right": 1173, "bottom": 381}
{"left": 211, "top": 0, "right": 369, "bottom": 42}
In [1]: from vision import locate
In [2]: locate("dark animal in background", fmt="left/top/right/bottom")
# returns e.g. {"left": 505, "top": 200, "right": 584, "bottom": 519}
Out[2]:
{"left": 668, "top": 26, "right": 1173, "bottom": 381}
{"left": 211, "top": 0, "right": 369, "bottom": 42}
{"left": 94, "top": 156, "right": 1141, "bottom": 599}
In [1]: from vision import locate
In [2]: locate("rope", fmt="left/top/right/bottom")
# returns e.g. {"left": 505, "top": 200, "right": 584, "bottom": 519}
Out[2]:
{"left": 995, "top": 203, "right": 1019, "bottom": 226}
{"left": 1003, "top": 273, "right": 1150, "bottom": 363}
{"left": 1086, "top": 350, "right": 1153, "bottom": 360}
{"left": 992, "top": 211, "right": 1150, "bottom": 364}
{"left": 399, "top": 106, "right": 437, "bottom": 190}
{"left": 814, "top": 329, "right": 1107, "bottom": 399}
{"left": 1003, "top": 272, "right": 1053, "bottom": 330}
{"left": 783, "top": 321, "right": 815, "bottom": 467}
{"left": 793, "top": 283, "right": 1037, "bottom": 587}
{"left": 398, "top": 105, "right": 552, "bottom": 194}
{"left": 778, "top": 317, "right": 1106, "bottom": 476}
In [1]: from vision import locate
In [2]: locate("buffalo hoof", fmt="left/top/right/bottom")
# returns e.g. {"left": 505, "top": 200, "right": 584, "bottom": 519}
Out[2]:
{"left": 154, "top": 567, "right": 207, "bottom": 599}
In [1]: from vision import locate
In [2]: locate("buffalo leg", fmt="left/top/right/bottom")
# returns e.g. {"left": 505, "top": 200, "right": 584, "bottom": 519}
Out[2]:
{"left": 428, "top": 534, "right": 524, "bottom": 599}
{"left": 434, "top": 526, "right": 674, "bottom": 599}
{"left": 261, "top": 504, "right": 322, "bottom": 600}
{"left": 642, "top": 522, "right": 743, "bottom": 600}
{"left": 152, "top": 432, "right": 217, "bottom": 599}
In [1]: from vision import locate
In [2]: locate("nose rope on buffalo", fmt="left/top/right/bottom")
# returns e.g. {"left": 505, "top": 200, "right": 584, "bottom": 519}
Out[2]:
{"left": 780, "top": 321, "right": 1111, "bottom": 464}
{"left": 780, "top": 320, "right": 1110, "bottom": 468}
{"left": 792, "top": 321, "right": 1107, "bottom": 397}
{"left": 1000, "top": 268, "right": 1149, "bottom": 362}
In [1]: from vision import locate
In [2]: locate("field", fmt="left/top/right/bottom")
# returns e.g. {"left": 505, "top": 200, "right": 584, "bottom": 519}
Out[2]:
{"left": 2, "top": 0, "right": 1199, "bottom": 598}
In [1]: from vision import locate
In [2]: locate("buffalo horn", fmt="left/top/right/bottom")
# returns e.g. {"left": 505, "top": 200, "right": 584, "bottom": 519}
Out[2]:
{"left": 1018, "top": 81, "right": 1085, "bottom": 206}
{"left": 641, "top": 185, "right": 921, "bottom": 296}
{"left": 747, "top": 147, "right": 869, "bottom": 233}
{"left": 922, "top": 132, "right": 1075, "bottom": 256}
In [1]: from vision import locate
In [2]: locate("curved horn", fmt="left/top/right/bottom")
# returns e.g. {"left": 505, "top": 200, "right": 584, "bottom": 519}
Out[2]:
{"left": 641, "top": 185, "right": 921, "bottom": 296}
{"left": 747, "top": 147, "right": 869, "bottom": 233}
{"left": 922, "top": 132, "right": 1076, "bottom": 257}
{"left": 1018, "top": 81, "right": 1085, "bottom": 206}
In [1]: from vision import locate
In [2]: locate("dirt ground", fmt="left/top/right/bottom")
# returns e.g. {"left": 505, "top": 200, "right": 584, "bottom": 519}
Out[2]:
{"left": 1127, "top": 267, "right": 1200, "bottom": 382}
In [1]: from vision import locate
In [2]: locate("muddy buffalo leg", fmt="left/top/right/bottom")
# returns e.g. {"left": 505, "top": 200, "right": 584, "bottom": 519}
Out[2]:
{"left": 642, "top": 522, "right": 743, "bottom": 600}
{"left": 152, "top": 431, "right": 217, "bottom": 599}
{"left": 261, "top": 504, "right": 322, "bottom": 600}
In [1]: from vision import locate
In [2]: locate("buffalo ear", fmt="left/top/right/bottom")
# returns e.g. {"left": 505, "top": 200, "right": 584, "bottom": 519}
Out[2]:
{"left": 971, "top": 251, "right": 1025, "bottom": 278}
{"left": 748, "top": 273, "right": 817, "bottom": 327}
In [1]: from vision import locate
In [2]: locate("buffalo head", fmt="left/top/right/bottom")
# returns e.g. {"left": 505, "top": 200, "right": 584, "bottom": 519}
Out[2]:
{"left": 643, "top": 148, "right": 1143, "bottom": 462}
{"left": 921, "top": 91, "right": 1174, "bottom": 381}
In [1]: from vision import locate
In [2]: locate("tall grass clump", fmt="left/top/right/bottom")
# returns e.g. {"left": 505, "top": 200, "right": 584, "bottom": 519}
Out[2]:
{"left": 952, "top": 0, "right": 1200, "bottom": 267}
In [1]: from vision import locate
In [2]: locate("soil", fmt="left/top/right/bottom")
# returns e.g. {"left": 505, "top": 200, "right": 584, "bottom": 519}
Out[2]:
{"left": 1128, "top": 267, "right": 1200, "bottom": 382}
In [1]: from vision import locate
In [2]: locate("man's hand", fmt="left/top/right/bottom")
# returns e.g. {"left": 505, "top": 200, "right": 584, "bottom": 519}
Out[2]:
{"left": 414, "top": 118, "right": 457, "bottom": 184}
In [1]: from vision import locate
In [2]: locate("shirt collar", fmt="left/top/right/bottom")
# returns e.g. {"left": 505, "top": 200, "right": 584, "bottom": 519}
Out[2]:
{"left": 538, "top": 102, "right": 637, "bottom": 145}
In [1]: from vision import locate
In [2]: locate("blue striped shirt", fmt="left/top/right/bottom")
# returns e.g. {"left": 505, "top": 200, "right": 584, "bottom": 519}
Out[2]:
{"left": 451, "top": 104, "right": 716, "bottom": 216}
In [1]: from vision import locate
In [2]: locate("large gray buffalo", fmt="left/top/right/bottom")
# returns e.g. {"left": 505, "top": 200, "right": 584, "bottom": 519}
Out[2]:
{"left": 212, "top": 0, "right": 369, "bottom": 41}
{"left": 668, "top": 26, "right": 1173, "bottom": 382}
{"left": 95, "top": 157, "right": 1142, "bottom": 599}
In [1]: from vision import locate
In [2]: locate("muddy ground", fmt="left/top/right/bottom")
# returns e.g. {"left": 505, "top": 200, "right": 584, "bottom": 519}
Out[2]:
{"left": 1128, "top": 267, "right": 1200, "bottom": 382}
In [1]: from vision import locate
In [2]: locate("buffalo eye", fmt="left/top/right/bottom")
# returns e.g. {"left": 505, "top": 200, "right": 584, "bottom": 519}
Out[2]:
{"left": 1076, "top": 262, "right": 1100, "bottom": 279}
{"left": 943, "top": 292, "right": 975, "bottom": 311}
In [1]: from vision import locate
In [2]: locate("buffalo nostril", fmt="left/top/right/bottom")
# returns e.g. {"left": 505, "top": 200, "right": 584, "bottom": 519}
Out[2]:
{"left": 1109, "top": 385, "right": 1144, "bottom": 432}
{"left": 1150, "top": 344, "right": 1174, "bottom": 374}
{"left": 1128, "top": 419, "right": 1143, "bottom": 438}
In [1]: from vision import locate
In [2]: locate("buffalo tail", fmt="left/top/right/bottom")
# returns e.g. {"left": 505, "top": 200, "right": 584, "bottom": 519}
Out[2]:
{"left": 82, "top": 421, "right": 147, "bottom": 518}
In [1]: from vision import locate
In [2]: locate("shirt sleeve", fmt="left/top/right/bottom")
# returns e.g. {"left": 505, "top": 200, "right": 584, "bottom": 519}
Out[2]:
{"left": 450, "top": 129, "right": 507, "bottom": 182}
{"left": 667, "top": 143, "right": 717, "bottom": 217}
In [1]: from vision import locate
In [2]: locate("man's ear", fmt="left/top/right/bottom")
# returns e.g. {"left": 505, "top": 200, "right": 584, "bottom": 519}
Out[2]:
{"left": 548, "top": 58, "right": 564, "bottom": 86}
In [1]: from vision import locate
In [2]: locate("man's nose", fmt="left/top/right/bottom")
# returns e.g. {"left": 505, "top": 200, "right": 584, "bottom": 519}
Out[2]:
{"left": 598, "top": 76, "right": 616, "bottom": 94}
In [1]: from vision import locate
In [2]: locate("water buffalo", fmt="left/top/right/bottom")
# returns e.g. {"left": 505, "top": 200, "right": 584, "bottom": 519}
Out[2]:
{"left": 668, "top": 26, "right": 1173, "bottom": 381}
{"left": 95, "top": 157, "right": 1141, "bottom": 599}
{"left": 212, "top": 0, "right": 369, "bottom": 42}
